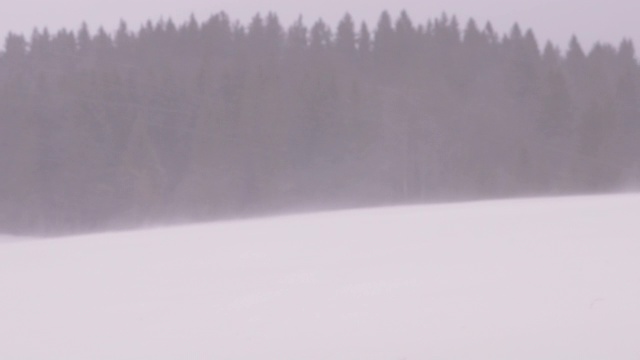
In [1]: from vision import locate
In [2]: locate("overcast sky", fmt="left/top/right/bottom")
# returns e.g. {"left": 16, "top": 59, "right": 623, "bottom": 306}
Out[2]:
{"left": 2, "top": 0, "right": 638, "bottom": 52}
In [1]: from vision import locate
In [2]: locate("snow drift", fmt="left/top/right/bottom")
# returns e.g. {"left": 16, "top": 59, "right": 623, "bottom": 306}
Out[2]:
{"left": 1, "top": 195, "right": 639, "bottom": 359}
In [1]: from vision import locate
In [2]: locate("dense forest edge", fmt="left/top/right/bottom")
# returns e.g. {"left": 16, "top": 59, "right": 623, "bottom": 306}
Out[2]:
{"left": 1, "top": 11, "right": 639, "bottom": 236}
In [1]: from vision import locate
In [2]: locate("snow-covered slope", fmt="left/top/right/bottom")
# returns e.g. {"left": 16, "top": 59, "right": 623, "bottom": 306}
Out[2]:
{"left": 1, "top": 195, "right": 639, "bottom": 359}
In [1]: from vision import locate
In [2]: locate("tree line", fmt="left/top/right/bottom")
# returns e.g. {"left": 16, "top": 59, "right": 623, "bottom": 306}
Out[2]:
{"left": 1, "top": 11, "right": 639, "bottom": 235}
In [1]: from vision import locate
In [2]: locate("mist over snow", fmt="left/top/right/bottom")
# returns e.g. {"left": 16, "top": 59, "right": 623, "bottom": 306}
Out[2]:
{"left": 1, "top": 195, "right": 639, "bottom": 359}
{"left": 1, "top": 6, "right": 639, "bottom": 357}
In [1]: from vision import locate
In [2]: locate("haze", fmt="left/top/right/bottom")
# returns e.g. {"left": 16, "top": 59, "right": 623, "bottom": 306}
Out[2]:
{"left": 2, "top": 0, "right": 639, "bottom": 51}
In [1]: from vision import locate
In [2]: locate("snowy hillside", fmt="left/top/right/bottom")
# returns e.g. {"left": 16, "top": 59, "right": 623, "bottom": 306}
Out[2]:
{"left": 1, "top": 195, "right": 639, "bottom": 359}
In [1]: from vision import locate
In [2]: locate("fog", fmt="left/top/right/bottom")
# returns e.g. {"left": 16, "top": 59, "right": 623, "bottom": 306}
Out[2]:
{"left": 1, "top": 2, "right": 639, "bottom": 356}
{"left": 2, "top": 6, "right": 640, "bottom": 235}
{"left": 2, "top": 0, "right": 639, "bottom": 50}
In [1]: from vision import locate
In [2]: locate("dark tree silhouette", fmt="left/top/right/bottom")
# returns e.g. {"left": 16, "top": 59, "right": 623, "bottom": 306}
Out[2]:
{"left": 0, "top": 11, "right": 639, "bottom": 235}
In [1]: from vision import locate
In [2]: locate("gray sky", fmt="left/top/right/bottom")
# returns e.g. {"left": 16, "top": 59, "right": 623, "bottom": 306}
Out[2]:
{"left": 1, "top": 0, "right": 639, "bottom": 51}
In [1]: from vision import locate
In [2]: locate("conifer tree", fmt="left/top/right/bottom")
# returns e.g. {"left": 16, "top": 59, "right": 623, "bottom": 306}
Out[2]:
{"left": 336, "top": 14, "right": 356, "bottom": 56}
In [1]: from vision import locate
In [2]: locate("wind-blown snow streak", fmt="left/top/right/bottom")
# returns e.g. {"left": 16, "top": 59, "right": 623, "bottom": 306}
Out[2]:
{"left": 1, "top": 195, "right": 639, "bottom": 359}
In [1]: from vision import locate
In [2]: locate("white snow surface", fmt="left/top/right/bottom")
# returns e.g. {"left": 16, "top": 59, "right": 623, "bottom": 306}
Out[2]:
{"left": 1, "top": 195, "right": 639, "bottom": 359}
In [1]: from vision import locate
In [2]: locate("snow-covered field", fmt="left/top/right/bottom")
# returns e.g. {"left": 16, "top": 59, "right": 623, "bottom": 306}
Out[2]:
{"left": 1, "top": 195, "right": 639, "bottom": 359}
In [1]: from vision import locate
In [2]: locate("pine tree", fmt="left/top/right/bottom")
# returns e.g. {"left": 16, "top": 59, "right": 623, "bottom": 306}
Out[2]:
{"left": 336, "top": 13, "right": 356, "bottom": 56}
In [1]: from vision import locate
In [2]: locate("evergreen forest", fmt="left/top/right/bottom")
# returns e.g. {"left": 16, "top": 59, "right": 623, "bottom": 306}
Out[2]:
{"left": 1, "top": 11, "right": 639, "bottom": 235}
